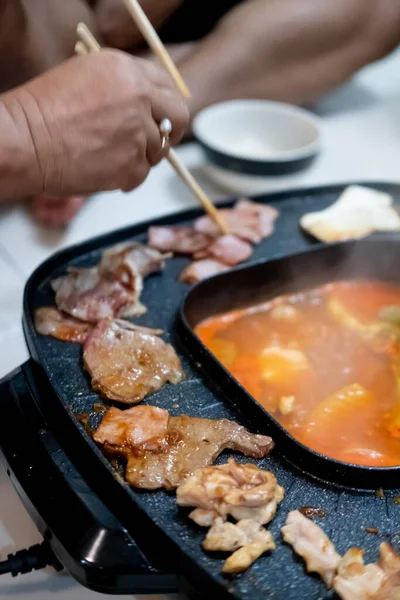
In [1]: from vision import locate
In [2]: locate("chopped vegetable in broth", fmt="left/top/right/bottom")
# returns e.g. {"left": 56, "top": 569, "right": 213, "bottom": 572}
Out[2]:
{"left": 195, "top": 281, "right": 400, "bottom": 467}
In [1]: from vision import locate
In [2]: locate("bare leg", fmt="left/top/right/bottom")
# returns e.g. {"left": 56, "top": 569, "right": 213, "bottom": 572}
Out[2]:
{"left": 94, "top": 0, "right": 182, "bottom": 49}
{"left": 174, "top": 0, "right": 400, "bottom": 119}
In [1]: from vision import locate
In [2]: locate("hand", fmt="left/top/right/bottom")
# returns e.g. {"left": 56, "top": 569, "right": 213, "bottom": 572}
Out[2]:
{"left": 93, "top": 0, "right": 183, "bottom": 49}
{"left": 4, "top": 50, "right": 189, "bottom": 195}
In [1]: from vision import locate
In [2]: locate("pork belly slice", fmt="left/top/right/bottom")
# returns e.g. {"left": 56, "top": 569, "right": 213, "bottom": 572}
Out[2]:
{"left": 194, "top": 235, "right": 253, "bottom": 266}
{"left": 52, "top": 242, "right": 169, "bottom": 323}
{"left": 194, "top": 199, "right": 279, "bottom": 244}
{"left": 203, "top": 517, "right": 275, "bottom": 574}
{"left": 282, "top": 510, "right": 341, "bottom": 587}
{"left": 84, "top": 319, "right": 184, "bottom": 404}
{"left": 179, "top": 259, "right": 229, "bottom": 284}
{"left": 148, "top": 226, "right": 213, "bottom": 254}
{"left": 235, "top": 198, "right": 279, "bottom": 238}
{"left": 52, "top": 266, "right": 145, "bottom": 322}
{"left": 99, "top": 241, "right": 170, "bottom": 283}
{"left": 177, "top": 458, "right": 282, "bottom": 526}
{"left": 126, "top": 416, "right": 273, "bottom": 490}
{"left": 94, "top": 407, "right": 273, "bottom": 490}
{"left": 195, "top": 210, "right": 262, "bottom": 244}
{"left": 34, "top": 306, "right": 92, "bottom": 343}
{"left": 93, "top": 405, "right": 168, "bottom": 451}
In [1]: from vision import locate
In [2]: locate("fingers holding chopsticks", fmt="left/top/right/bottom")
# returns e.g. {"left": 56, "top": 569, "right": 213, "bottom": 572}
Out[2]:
{"left": 16, "top": 49, "right": 188, "bottom": 196}
{"left": 151, "top": 90, "right": 189, "bottom": 149}
{"left": 130, "top": 58, "right": 189, "bottom": 153}
{"left": 75, "top": 29, "right": 188, "bottom": 161}
{"left": 74, "top": 22, "right": 228, "bottom": 234}
{"left": 136, "top": 88, "right": 188, "bottom": 167}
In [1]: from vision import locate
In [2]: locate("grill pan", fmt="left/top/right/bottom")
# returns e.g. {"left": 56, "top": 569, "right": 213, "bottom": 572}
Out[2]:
{"left": 1, "top": 182, "right": 400, "bottom": 599}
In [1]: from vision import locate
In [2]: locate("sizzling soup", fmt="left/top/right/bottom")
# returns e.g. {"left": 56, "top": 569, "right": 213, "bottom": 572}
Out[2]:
{"left": 195, "top": 281, "right": 400, "bottom": 467}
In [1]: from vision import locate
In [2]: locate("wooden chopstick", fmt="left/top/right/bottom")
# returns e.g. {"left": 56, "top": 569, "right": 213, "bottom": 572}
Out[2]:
{"left": 77, "top": 22, "right": 101, "bottom": 53}
{"left": 167, "top": 150, "right": 229, "bottom": 234}
{"left": 121, "top": 0, "right": 190, "bottom": 99}
{"left": 75, "top": 41, "right": 89, "bottom": 56}
{"left": 75, "top": 23, "right": 229, "bottom": 235}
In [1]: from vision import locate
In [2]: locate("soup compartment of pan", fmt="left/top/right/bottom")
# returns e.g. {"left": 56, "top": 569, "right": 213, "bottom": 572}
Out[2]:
{"left": 181, "top": 233, "right": 400, "bottom": 490}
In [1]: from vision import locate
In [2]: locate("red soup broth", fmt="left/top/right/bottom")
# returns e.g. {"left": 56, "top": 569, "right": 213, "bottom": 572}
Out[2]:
{"left": 195, "top": 280, "right": 400, "bottom": 467}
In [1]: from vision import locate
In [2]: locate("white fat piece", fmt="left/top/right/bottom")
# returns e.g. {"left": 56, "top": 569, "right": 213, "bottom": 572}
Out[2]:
{"left": 300, "top": 185, "right": 400, "bottom": 243}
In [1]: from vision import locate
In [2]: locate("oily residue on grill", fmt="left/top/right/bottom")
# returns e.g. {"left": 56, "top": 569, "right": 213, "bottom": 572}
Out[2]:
{"left": 299, "top": 506, "right": 327, "bottom": 519}
{"left": 365, "top": 527, "right": 379, "bottom": 535}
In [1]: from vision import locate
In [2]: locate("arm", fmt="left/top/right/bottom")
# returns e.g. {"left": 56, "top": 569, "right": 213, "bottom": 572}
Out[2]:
{"left": 0, "top": 95, "right": 42, "bottom": 199}
{"left": 176, "top": 0, "right": 400, "bottom": 118}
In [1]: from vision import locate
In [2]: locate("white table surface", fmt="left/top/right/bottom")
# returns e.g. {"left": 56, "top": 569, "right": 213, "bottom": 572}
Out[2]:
{"left": 1, "top": 48, "right": 399, "bottom": 599}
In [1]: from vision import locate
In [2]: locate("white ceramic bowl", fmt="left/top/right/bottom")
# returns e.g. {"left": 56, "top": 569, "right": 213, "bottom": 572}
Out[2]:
{"left": 193, "top": 100, "right": 321, "bottom": 194}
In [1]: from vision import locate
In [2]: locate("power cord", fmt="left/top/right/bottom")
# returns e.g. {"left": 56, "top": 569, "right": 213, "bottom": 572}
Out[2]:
{"left": 0, "top": 541, "right": 62, "bottom": 577}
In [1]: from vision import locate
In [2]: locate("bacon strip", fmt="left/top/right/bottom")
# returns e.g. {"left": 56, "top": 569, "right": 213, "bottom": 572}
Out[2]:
{"left": 179, "top": 259, "right": 229, "bottom": 284}
{"left": 194, "top": 199, "right": 279, "bottom": 244}
{"left": 148, "top": 226, "right": 213, "bottom": 254}
{"left": 194, "top": 234, "right": 253, "bottom": 266}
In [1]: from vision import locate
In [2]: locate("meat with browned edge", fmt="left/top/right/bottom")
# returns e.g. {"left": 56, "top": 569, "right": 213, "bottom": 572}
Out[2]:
{"left": 84, "top": 319, "right": 184, "bottom": 404}
{"left": 94, "top": 406, "right": 274, "bottom": 490}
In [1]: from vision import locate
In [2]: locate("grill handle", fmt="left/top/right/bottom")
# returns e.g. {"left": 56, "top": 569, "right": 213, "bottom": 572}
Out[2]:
{"left": 0, "top": 365, "right": 179, "bottom": 595}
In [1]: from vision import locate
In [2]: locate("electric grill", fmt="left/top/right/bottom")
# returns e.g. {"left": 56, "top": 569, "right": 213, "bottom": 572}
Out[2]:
{"left": 1, "top": 182, "right": 400, "bottom": 599}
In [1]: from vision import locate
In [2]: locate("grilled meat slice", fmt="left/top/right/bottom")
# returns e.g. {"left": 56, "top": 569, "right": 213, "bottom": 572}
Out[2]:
{"left": 93, "top": 405, "right": 168, "bottom": 451}
{"left": 84, "top": 318, "right": 184, "bottom": 404}
{"left": 53, "top": 266, "right": 142, "bottom": 322}
{"left": 34, "top": 306, "right": 92, "bottom": 343}
{"left": 99, "top": 241, "right": 170, "bottom": 283}
{"left": 282, "top": 510, "right": 341, "bottom": 587}
{"left": 148, "top": 226, "right": 213, "bottom": 254}
{"left": 203, "top": 517, "right": 275, "bottom": 574}
{"left": 193, "top": 235, "right": 253, "bottom": 266}
{"left": 333, "top": 548, "right": 385, "bottom": 600}
{"left": 126, "top": 416, "right": 273, "bottom": 490}
{"left": 179, "top": 259, "right": 229, "bottom": 284}
{"left": 94, "top": 408, "right": 273, "bottom": 490}
{"left": 51, "top": 242, "right": 168, "bottom": 323}
{"left": 333, "top": 543, "right": 400, "bottom": 600}
{"left": 235, "top": 198, "right": 279, "bottom": 238}
{"left": 194, "top": 199, "right": 278, "bottom": 244}
{"left": 283, "top": 511, "right": 400, "bottom": 598}
{"left": 177, "top": 458, "right": 282, "bottom": 525}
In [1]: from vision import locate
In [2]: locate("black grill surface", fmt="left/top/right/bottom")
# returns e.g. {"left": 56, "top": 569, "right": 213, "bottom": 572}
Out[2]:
{"left": 23, "top": 183, "right": 400, "bottom": 599}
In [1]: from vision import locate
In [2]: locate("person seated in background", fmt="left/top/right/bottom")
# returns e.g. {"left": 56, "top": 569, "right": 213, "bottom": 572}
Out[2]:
{"left": 94, "top": 0, "right": 400, "bottom": 119}
{"left": 1, "top": 0, "right": 399, "bottom": 227}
